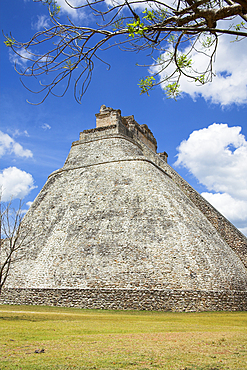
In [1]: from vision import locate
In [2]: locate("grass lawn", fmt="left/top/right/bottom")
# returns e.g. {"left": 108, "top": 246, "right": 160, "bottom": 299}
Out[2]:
{"left": 0, "top": 305, "right": 246, "bottom": 370}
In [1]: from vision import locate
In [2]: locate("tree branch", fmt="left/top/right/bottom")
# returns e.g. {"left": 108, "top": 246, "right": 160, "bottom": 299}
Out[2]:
{"left": 4, "top": 0, "right": 247, "bottom": 103}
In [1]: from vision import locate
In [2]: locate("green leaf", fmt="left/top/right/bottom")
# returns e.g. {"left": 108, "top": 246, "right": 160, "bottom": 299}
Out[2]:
{"left": 202, "top": 36, "right": 214, "bottom": 48}
{"left": 143, "top": 9, "right": 155, "bottom": 21}
{"left": 63, "top": 60, "right": 77, "bottom": 70}
{"left": 127, "top": 18, "right": 148, "bottom": 38}
{"left": 4, "top": 36, "right": 15, "bottom": 47}
{"left": 164, "top": 82, "right": 180, "bottom": 99}
{"left": 195, "top": 74, "right": 206, "bottom": 84}
{"left": 41, "top": 0, "right": 61, "bottom": 17}
{"left": 138, "top": 76, "right": 155, "bottom": 95}
{"left": 234, "top": 22, "right": 244, "bottom": 31}
{"left": 177, "top": 54, "right": 192, "bottom": 69}
{"left": 167, "top": 35, "right": 175, "bottom": 44}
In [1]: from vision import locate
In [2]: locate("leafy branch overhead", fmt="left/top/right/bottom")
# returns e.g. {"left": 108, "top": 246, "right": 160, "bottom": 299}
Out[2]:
{"left": 4, "top": 0, "right": 247, "bottom": 103}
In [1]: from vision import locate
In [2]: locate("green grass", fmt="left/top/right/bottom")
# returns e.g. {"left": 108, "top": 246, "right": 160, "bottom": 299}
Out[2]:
{"left": 0, "top": 305, "right": 246, "bottom": 369}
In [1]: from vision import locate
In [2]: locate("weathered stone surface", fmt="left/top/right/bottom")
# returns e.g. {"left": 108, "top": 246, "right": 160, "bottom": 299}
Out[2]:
{"left": 1, "top": 106, "right": 246, "bottom": 311}
{"left": 1, "top": 288, "right": 246, "bottom": 311}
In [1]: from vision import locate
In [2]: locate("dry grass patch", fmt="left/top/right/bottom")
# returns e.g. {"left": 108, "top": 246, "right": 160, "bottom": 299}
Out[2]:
{"left": 0, "top": 305, "right": 246, "bottom": 369}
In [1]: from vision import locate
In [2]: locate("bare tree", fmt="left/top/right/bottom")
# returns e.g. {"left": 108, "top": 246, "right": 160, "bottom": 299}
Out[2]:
{"left": 0, "top": 198, "right": 28, "bottom": 295}
{"left": 3, "top": 0, "right": 247, "bottom": 103}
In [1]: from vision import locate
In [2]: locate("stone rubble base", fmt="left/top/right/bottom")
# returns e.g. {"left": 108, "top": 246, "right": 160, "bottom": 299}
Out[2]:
{"left": 0, "top": 288, "right": 246, "bottom": 311}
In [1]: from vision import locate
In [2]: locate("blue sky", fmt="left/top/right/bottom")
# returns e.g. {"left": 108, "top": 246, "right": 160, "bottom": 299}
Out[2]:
{"left": 1, "top": 0, "right": 247, "bottom": 235}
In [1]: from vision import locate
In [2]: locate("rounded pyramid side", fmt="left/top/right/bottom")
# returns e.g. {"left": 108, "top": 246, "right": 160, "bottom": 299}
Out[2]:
{"left": 4, "top": 135, "right": 247, "bottom": 295}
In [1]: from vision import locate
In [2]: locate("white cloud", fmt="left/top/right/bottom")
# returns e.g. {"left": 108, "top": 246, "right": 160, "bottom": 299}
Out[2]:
{"left": 175, "top": 123, "right": 247, "bottom": 236}
{"left": 0, "top": 131, "right": 33, "bottom": 158}
{"left": 240, "top": 226, "right": 247, "bottom": 236}
{"left": 41, "top": 123, "right": 51, "bottom": 130}
{"left": 201, "top": 192, "right": 247, "bottom": 222}
{"left": 9, "top": 48, "right": 33, "bottom": 68}
{"left": 12, "top": 129, "right": 30, "bottom": 138}
{"left": 105, "top": 0, "right": 175, "bottom": 10}
{"left": 56, "top": 0, "right": 85, "bottom": 19}
{"left": 24, "top": 0, "right": 85, "bottom": 18}
{"left": 32, "top": 15, "right": 50, "bottom": 30}
{"left": 21, "top": 201, "right": 34, "bottom": 214}
{"left": 175, "top": 124, "right": 247, "bottom": 199}
{"left": 152, "top": 29, "right": 247, "bottom": 106}
{"left": 0, "top": 167, "right": 36, "bottom": 202}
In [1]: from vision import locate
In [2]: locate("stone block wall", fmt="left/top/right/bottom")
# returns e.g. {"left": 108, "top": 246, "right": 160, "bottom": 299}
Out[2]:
{"left": 1, "top": 288, "right": 246, "bottom": 312}
{"left": 95, "top": 106, "right": 122, "bottom": 128}
{"left": 94, "top": 105, "right": 157, "bottom": 152}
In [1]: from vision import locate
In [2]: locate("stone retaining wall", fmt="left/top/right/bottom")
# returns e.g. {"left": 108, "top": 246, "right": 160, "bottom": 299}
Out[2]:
{"left": 0, "top": 288, "right": 246, "bottom": 312}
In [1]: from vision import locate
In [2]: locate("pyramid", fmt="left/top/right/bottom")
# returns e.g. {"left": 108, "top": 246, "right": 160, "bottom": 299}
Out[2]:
{"left": 1, "top": 105, "right": 247, "bottom": 311}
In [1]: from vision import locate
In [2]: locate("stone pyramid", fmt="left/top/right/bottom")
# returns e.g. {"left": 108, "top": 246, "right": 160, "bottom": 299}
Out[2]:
{"left": 1, "top": 105, "right": 247, "bottom": 311}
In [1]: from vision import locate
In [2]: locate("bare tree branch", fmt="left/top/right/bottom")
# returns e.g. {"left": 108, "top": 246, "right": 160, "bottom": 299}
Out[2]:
{"left": 3, "top": 0, "right": 247, "bottom": 102}
{"left": 0, "top": 198, "right": 32, "bottom": 295}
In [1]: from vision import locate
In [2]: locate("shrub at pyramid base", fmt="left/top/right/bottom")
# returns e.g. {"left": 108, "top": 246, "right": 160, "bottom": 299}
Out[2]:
{"left": 1, "top": 106, "right": 247, "bottom": 311}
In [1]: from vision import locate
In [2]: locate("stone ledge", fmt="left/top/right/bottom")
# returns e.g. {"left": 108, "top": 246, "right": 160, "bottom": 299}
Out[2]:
{"left": 48, "top": 157, "right": 172, "bottom": 179}
{"left": 81, "top": 124, "right": 117, "bottom": 135}
{"left": 1, "top": 288, "right": 246, "bottom": 312}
